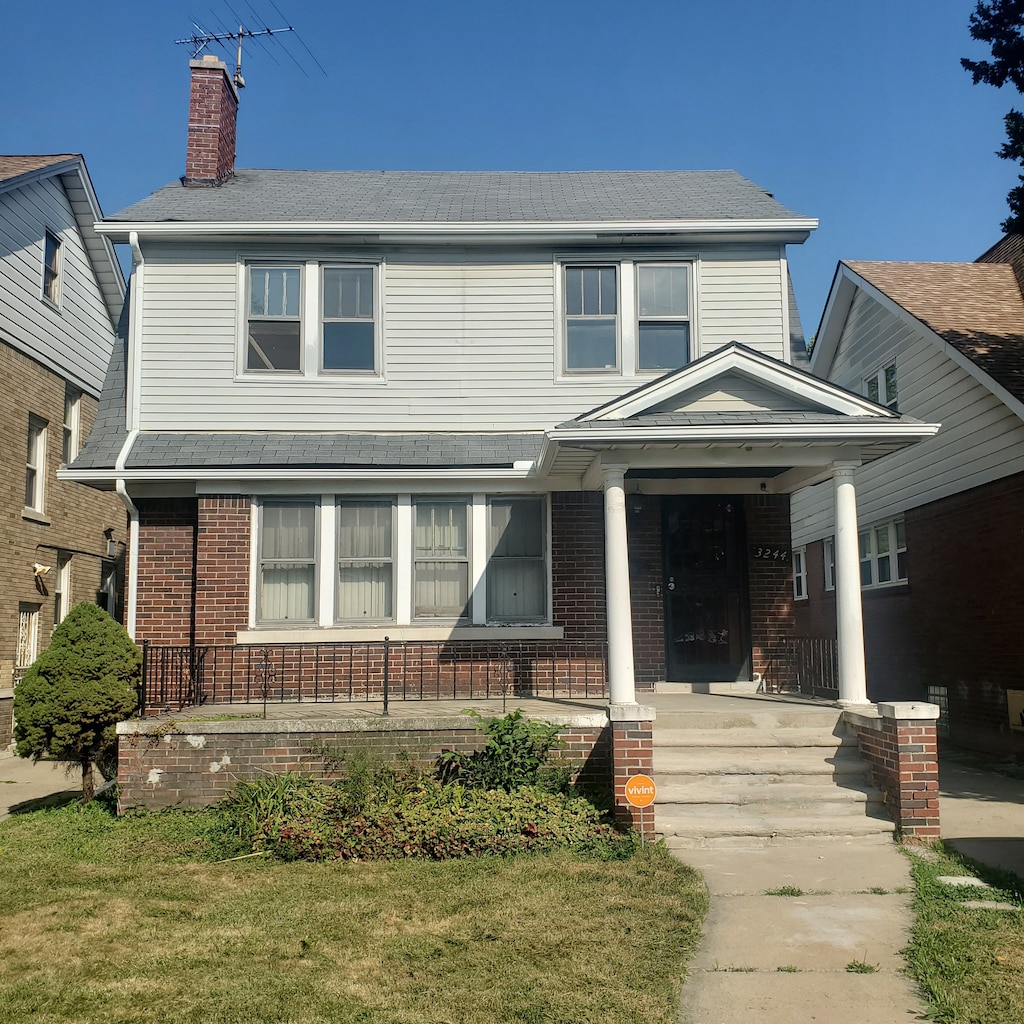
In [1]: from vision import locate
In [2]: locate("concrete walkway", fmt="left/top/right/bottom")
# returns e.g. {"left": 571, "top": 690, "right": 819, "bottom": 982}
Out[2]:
{"left": 675, "top": 841, "right": 927, "bottom": 1023}
{"left": 0, "top": 751, "right": 81, "bottom": 818}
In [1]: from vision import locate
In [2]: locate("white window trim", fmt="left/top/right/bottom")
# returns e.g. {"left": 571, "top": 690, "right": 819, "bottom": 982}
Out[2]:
{"left": 792, "top": 545, "right": 807, "bottom": 601}
{"left": 16, "top": 604, "right": 40, "bottom": 680}
{"left": 54, "top": 552, "right": 72, "bottom": 627}
{"left": 24, "top": 415, "right": 48, "bottom": 516}
{"left": 62, "top": 385, "right": 82, "bottom": 465}
{"left": 254, "top": 497, "right": 321, "bottom": 626}
{"left": 554, "top": 253, "right": 699, "bottom": 382}
{"left": 237, "top": 256, "right": 387, "bottom": 383}
{"left": 635, "top": 261, "right": 694, "bottom": 373}
{"left": 41, "top": 229, "right": 62, "bottom": 308}
{"left": 864, "top": 359, "right": 898, "bottom": 410}
{"left": 859, "top": 518, "right": 908, "bottom": 590}
{"left": 249, "top": 493, "right": 552, "bottom": 631}
{"left": 823, "top": 537, "right": 836, "bottom": 592}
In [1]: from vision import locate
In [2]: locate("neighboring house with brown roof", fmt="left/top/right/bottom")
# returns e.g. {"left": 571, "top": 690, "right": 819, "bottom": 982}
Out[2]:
{"left": 790, "top": 241, "right": 1024, "bottom": 754}
{"left": 0, "top": 154, "right": 127, "bottom": 746}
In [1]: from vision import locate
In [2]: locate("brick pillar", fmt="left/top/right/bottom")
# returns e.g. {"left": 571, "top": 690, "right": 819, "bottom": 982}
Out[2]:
{"left": 844, "top": 701, "right": 940, "bottom": 842}
{"left": 610, "top": 705, "right": 656, "bottom": 839}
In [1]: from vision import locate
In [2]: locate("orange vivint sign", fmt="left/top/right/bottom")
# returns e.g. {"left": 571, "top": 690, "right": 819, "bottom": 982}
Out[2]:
{"left": 624, "top": 774, "right": 656, "bottom": 808}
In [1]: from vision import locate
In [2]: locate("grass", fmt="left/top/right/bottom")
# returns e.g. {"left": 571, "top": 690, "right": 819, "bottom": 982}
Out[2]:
{"left": 845, "top": 959, "right": 876, "bottom": 974}
{"left": 904, "top": 843, "right": 1024, "bottom": 1024}
{"left": 764, "top": 886, "right": 804, "bottom": 897}
{"left": 0, "top": 800, "right": 707, "bottom": 1024}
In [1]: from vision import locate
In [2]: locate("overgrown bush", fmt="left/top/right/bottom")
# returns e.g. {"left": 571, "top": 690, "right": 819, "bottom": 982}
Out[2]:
{"left": 436, "top": 709, "right": 568, "bottom": 791}
{"left": 14, "top": 603, "right": 140, "bottom": 802}
{"left": 221, "top": 772, "right": 637, "bottom": 862}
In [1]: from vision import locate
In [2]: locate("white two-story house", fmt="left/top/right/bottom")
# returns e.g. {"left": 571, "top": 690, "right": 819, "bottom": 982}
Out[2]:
{"left": 66, "top": 56, "right": 937, "bottom": 711}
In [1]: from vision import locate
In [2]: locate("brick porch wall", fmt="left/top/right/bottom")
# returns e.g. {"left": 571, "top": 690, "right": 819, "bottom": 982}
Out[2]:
{"left": 135, "top": 498, "right": 198, "bottom": 646}
{"left": 844, "top": 704, "right": 940, "bottom": 841}
{"left": 116, "top": 719, "right": 611, "bottom": 810}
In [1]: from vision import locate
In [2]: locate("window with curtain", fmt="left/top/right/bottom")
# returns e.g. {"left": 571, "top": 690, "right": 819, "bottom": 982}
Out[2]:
{"left": 414, "top": 499, "right": 470, "bottom": 618}
{"left": 488, "top": 498, "right": 545, "bottom": 621}
{"left": 258, "top": 501, "right": 317, "bottom": 622}
{"left": 337, "top": 499, "right": 393, "bottom": 621}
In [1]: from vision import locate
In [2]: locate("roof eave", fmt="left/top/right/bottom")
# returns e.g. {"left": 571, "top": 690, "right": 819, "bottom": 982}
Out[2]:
{"left": 548, "top": 422, "right": 941, "bottom": 445}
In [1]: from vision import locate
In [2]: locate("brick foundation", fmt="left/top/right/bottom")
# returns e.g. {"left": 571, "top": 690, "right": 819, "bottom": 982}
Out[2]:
{"left": 117, "top": 714, "right": 612, "bottom": 811}
{"left": 844, "top": 702, "right": 940, "bottom": 841}
{"left": 0, "top": 694, "right": 12, "bottom": 748}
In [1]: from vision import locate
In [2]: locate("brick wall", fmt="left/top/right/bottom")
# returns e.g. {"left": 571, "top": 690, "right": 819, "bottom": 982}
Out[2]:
{"left": 0, "top": 696, "right": 11, "bottom": 748}
{"left": 0, "top": 341, "right": 126, "bottom": 690}
{"left": 135, "top": 498, "right": 197, "bottom": 645}
{"left": 845, "top": 705, "right": 940, "bottom": 841}
{"left": 610, "top": 716, "right": 655, "bottom": 838}
{"left": 745, "top": 494, "right": 795, "bottom": 688}
{"left": 551, "top": 492, "right": 606, "bottom": 641}
{"left": 117, "top": 718, "right": 611, "bottom": 811}
{"left": 909, "top": 473, "right": 1024, "bottom": 754}
{"left": 194, "top": 495, "right": 250, "bottom": 644}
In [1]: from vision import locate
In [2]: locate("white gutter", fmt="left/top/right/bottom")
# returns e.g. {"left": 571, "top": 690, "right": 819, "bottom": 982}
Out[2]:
{"left": 65, "top": 465, "right": 542, "bottom": 484}
{"left": 127, "top": 232, "right": 144, "bottom": 431}
{"left": 97, "top": 217, "right": 819, "bottom": 239}
{"left": 549, "top": 422, "right": 941, "bottom": 444}
{"left": 114, "top": 429, "right": 140, "bottom": 640}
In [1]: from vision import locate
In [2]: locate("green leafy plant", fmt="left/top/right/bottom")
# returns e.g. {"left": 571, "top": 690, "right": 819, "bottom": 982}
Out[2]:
{"left": 14, "top": 603, "right": 140, "bottom": 802}
{"left": 766, "top": 886, "right": 804, "bottom": 897}
{"left": 436, "top": 709, "right": 567, "bottom": 792}
{"left": 846, "top": 959, "right": 877, "bottom": 974}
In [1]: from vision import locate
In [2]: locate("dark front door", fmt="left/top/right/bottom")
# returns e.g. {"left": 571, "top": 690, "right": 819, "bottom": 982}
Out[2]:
{"left": 663, "top": 496, "right": 751, "bottom": 682}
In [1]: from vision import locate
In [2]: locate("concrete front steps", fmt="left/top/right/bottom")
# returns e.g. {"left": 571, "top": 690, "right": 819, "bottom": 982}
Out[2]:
{"left": 651, "top": 697, "right": 895, "bottom": 848}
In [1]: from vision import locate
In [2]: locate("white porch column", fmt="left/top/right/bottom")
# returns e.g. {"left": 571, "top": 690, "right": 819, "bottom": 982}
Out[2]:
{"left": 603, "top": 464, "right": 636, "bottom": 705}
{"left": 832, "top": 461, "right": 869, "bottom": 705}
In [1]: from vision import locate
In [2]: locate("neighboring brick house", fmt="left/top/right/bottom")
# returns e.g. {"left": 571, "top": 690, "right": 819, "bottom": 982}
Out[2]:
{"left": 0, "top": 155, "right": 127, "bottom": 745}
{"left": 66, "top": 56, "right": 937, "bottom": 720}
{"left": 791, "top": 238, "right": 1024, "bottom": 754}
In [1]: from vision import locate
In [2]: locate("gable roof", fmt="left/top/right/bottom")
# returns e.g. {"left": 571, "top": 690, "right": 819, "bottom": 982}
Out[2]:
{"left": 100, "top": 169, "right": 816, "bottom": 240}
{"left": 0, "top": 153, "right": 125, "bottom": 326}
{"left": 813, "top": 259, "right": 1024, "bottom": 412}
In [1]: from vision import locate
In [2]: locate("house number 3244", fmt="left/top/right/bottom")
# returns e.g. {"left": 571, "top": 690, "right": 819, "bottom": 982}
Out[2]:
{"left": 751, "top": 546, "right": 789, "bottom": 561}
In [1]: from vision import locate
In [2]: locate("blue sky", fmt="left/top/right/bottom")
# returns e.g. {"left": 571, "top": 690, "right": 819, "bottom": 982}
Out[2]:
{"left": 1, "top": 0, "right": 1016, "bottom": 335}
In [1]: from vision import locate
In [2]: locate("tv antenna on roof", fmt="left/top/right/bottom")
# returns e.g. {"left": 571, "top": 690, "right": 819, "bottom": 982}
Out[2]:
{"left": 174, "top": 2, "right": 325, "bottom": 89}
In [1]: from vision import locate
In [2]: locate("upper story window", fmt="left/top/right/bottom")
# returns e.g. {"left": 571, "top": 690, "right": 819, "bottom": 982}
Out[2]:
{"left": 564, "top": 265, "right": 618, "bottom": 372}
{"left": 865, "top": 360, "right": 898, "bottom": 410}
{"left": 322, "top": 266, "right": 376, "bottom": 372}
{"left": 247, "top": 265, "right": 302, "bottom": 372}
{"left": 24, "top": 415, "right": 47, "bottom": 514}
{"left": 42, "top": 230, "right": 62, "bottom": 306}
{"left": 62, "top": 385, "right": 81, "bottom": 464}
{"left": 637, "top": 264, "right": 690, "bottom": 370}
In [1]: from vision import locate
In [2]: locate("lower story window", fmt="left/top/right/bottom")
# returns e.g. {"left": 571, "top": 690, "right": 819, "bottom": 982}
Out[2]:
{"left": 255, "top": 494, "right": 549, "bottom": 627}
{"left": 16, "top": 604, "right": 40, "bottom": 683}
{"left": 859, "top": 519, "right": 907, "bottom": 588}
{"left": 792, "top": 546, "right": 807, "bottom": 600}
{"left": 258, "top": 501, "right": 318, "bottom": 622}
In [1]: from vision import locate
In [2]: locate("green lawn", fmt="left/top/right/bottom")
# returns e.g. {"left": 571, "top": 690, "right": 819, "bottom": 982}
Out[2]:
{"left": 0, "top": 803, "right": 707, "bottom": 1024}
{"left": 904, "top": 843, "right": 1024, "bottom": 1024}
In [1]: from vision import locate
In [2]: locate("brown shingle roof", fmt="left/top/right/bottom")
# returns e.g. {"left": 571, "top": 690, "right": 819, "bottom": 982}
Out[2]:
{"left": 0, "top": 154, "right": 79, "bottom": 184}
{"left": 845, "top": 260, "right": 1024, "bottom": 405}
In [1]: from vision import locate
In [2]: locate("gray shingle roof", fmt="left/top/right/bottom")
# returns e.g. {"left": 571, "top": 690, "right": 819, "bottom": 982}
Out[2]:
{"left": 108, "top": 170, "right": 807, "bottom": 224}
{"left": 115, "top": 432, "right": 543, "bottom": 470}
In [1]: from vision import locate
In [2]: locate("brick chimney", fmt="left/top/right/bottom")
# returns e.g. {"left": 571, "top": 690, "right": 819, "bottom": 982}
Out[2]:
{"left": 184, "top": 55, "right": 238, "bottom": 187}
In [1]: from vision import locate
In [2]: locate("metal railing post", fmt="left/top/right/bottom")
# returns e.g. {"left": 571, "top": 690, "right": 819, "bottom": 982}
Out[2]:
{"left": 382, "top": 635, "right": 390, "bottom": 716}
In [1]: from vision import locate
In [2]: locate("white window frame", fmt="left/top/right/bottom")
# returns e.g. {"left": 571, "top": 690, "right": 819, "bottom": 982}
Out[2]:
{"left": 320, "top": 263, "right": 380, "bottom": 375}
{"left": 865, "top": 360, "right": 898, "bottom": 410}
{"left": 413, "top": 496, "right": 473, "bottom": 621}
{"left": 823, "top": 537, "right": 836, "bottom": 592}
{"left": 487, "top": 496, "right": 548, "bottom": 623}
{"left": 42, "top": 229, "right": 62, "bottom": 307}
{"left": 100, "top": 560, "right": 118, "bottom": 618}
{"left": 555, "top": 255, "right": 698, "bottom": 381}
{"left": 792, "top": 546, "right": 807, "bottom": 601}
{"left": 335, "top": 497, "right": 395, "bottom": 623}
{"left": 16, "top": 604, "right": 40, "bottom": 682}
{"left": 244, "top": 263, "right": 304, "bottom": 374}
{"left": 859, "top": 518, "right": 908, "bottom": 590}
{"left": 256, "top": 499, "right": 320, "bottom": 625}
{"left": 62, "top": 385, "right": 81, "bottom": 465}
{"left": 249, "top": 494, "right": 552, "bottom": 630}
{"left": 54, "top": 552, "right": 72, "bottom": 626}
{"left": 561, "top": 263, "right": 620, "bottom": 374}
{"left": 635, "top": 262, "right": 693, "bottom": 373}
{"left": 25, "top": 415, "right": 47, "bottom": 515}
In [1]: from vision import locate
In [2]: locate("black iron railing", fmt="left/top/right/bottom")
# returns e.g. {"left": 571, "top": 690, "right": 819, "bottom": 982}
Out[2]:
{"left": 764, "top": 636, "right": 839, "bottom": 699}
{"left": 139, "top": 638, "right": 608, "bottom": 715}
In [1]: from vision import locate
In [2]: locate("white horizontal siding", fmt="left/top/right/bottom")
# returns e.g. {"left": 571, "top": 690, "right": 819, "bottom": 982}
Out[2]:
{"left": 0, "top": 177, "right": 116, "bottom": 394}
{"left": 791, "top": 293, "right": 1024, "bottom": 545}
{"left": 697, "top": 249, "right": 786, "bottom": 361}
{"left": 136, "top": 242, "right": 796, "bottom": 431}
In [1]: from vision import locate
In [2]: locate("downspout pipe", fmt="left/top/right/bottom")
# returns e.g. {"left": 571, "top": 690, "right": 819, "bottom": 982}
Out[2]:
{"left": 116, "top": 435, "right": 140, "bottom": 640}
